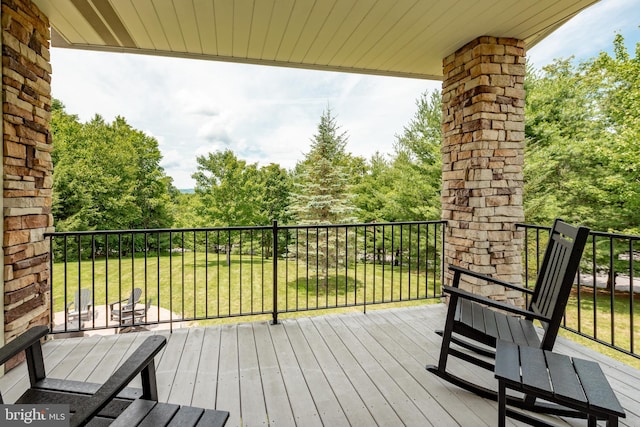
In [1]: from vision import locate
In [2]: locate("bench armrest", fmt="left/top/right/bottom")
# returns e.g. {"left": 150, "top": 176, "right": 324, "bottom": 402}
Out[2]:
{"left": 69, "top": 335, "right": 166, "bottom": 427}
{"left": 443, "top": 285, "right": 550, "bottom": 323}
{"left": 449, "top": 265, "right": 534, "bottom": 295}
{"left": 0, "top": 326, "right": 48, "bottom": 366}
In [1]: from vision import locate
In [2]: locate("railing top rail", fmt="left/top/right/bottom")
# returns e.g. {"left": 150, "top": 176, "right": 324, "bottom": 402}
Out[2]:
{"left": 516, "top": 223, "right": 640, "bottom": 241}
{"left": 45, "top": 220, "right": 447, "bottom": 238}
{"left": 277, "top": 220, "right": 447, "bottom": 231}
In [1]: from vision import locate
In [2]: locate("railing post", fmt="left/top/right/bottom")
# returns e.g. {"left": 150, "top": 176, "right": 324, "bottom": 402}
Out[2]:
{"left": 271, "top": 220, "right": 279, "bottom": 325}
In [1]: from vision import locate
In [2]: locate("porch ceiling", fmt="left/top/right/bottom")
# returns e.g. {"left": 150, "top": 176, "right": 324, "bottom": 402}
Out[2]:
{"left": 34, "top": 0, "right": 599, "bottom": 80}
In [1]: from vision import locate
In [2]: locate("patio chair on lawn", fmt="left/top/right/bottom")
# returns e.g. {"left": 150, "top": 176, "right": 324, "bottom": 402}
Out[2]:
{"left": 427, "top": 219, "right": 590, "bottom": 413}
{"left": 109, "top": 288, "right": 142, "bottom": 321}
{"left": 119, "top": 298, "right": 153, "bottom": 326}
{"left": 67, "top": 288, "right": 93, "bottom": 321}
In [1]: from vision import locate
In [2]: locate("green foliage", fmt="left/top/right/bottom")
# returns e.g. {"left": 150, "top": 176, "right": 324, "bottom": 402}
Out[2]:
{"left": 288, "top": 108, "right": 359, "bottom": 284}
{"left": 289, "top": 108, "right": 358, "bottom": 225}
{"left": 354, "top": 90, "right": 442, "bottom": 222}
{"left": 51, "top": 100, "right": 176, "bottom": 233}
{"left": 525, "top": 33, "right": 640, "bottom": 234}
{"left": 193, "top": 149, "right": 265, "bottom": 227}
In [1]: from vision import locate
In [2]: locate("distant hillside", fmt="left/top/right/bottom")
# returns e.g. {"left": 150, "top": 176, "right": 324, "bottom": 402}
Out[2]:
{"left": 179, "top": 188, "right": 194, "bottom": 194}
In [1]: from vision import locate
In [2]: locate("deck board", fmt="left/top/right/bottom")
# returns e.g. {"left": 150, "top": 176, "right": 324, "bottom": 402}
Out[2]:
{"left": 252, "top": 322, "right": 296, "bottom": 426}
{"left": 269, "top": 321, "right": 322, "bottom": 426}
{"left": 168, "top": 327, "right": 204, "bottom": 405}
{"left": 294, "top": 317, "right": 377, "bottom": 426}
{"left": 216, "top": 325, "right": 242, "bottom": 427}
{"left": 312, "top": 316, "right": 404, "bottom": 426}
{"left": 237, "top": 323, "right": 268, "bottom": 426}
{"left": 324, "top": 314, "right": 432, "bottom": 426}
{"left": 190, "top": 326, "right": 221, "bottom": 409}
{"left": 283, "top": 319, "right": 348, "bottom": 425}
{"left": 2, "top": 304, "right": 639, "bottom": 426}
{"left": 356, "top": 309, "right": 498, "bottom": 426}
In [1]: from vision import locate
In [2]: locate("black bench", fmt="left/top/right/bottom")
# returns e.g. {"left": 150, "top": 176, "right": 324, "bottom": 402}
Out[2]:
{"left": 495, "top": 340, "right": 625, "bottom": 426}
{"left": 0, "top": 326, "right": 228, "bottom": 427}
{"left": 111, "top": 399, "right": 228, "bottom": 426}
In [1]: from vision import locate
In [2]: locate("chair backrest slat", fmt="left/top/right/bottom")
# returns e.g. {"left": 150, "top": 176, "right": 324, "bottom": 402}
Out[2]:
{"left": 528, "top": 219, "right": 590, "bottom": 350}
{"left": 128, "top": 288, "right": 142, "bottom": 305}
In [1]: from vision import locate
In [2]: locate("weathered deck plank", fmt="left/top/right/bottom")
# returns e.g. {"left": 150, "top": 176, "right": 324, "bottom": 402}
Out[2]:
{"left": 269, "top": 320, "right": 322, "bottom": 427}
{"left": 190, "top": 326, "right": 221, "bottom": 409}
{"left": 216, "top": 324, "right": 242, "bottom": 427}
{"left": 324, "top": 314, "right": 433, "bottom": 426}
{"left": 356, "top": 309, "right": 499, "bottom": 426}
{"left": 312, "top": 316, "right": 405, "bottom": 426}
{"left": 237, "top": 323, "right": 268, "bottom": 427}
{"left": 294, "top": 316, "right": 377, "bottom": 426}
{"left": 282, "top": 319, "right": 348, "bottom": 425}
{"left": 252, "top": 322, "right": 296, "bottom": 426}
{"left": 1, "top": 305, "right": 639, "bottom": 426}
{"left": 168, "top": 327, "right": 204, "bottom": 405}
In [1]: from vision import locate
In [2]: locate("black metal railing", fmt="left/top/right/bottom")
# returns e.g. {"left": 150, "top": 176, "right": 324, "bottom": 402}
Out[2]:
{"left": 518, "top": 223, "right": 640, "bottom": 359}
{"left": 49, "top": 220, "right": 639, "bottom": 359}
{"left": 47, "top": 220, "right": 446, "bottom": 333}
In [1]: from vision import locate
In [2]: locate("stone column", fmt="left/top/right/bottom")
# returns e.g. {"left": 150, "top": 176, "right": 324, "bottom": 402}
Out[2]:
{"left": 2, "top": 0, "right": 52, "bottom": 367}
{"left": 441, "top": 36, "right": 525, "bottom": 305}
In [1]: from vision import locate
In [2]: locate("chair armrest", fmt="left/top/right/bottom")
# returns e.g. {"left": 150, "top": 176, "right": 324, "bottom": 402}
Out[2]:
{"left": 442, "top": 285, "right": 549, "bottom": 322}
{"left": 449, "top": 265, "right": 534, "bottom": 295}
{"left": 69, "top": 335, "right": 166, "bottom": 427}
{"left": 0, "top": 326, "right": 49, "bottom": 366}
{"left": 109, "top": 299, "right": 127, "bottom": 310}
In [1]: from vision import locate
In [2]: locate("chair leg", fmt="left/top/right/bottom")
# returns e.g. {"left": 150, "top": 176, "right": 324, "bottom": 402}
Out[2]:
{"left": 430, "top": 293, "right": 459, "bottom": 374}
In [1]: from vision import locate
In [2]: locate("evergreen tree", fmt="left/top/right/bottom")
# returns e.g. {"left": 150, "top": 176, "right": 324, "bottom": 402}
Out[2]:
{"left": 288, "top": 108, "right": 358, "bottom": 285}
{"left": 288, "top": 108, "right": 357, "bottom": 224}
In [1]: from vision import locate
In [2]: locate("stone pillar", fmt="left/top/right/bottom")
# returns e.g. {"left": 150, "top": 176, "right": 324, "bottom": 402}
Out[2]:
{"left": 441, "top": 36, "right": 525, "bottom": 305}
{"left": 1, "top": 0, "right": 52, "bottom": 366}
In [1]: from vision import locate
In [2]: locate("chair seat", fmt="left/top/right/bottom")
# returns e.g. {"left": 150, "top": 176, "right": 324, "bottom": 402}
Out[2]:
{"left": 455, "top": 299, "right": 541, "bottom": 348}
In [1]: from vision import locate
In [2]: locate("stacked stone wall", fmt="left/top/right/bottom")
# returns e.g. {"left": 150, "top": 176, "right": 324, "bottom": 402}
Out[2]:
{"left": 1, "top": 0, "right": 52, "bottom": 365}
{"left": 441, "top": 36, "right": 525, "bottom": 305}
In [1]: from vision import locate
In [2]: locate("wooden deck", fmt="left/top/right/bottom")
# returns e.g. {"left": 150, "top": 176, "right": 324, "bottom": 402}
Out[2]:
{"left": 1, "top": 304, "right": 639, "bottom": 426}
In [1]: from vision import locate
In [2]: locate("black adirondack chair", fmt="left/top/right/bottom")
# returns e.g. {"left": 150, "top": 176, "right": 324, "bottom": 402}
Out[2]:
{"left": 427, "top": 219, "right": 590, "bottom": 410}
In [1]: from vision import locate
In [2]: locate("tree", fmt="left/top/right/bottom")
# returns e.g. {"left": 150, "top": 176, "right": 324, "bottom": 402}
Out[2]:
{"left": 355, "top": 90, "right": 442, "bottom": 223}
{"left": 392, "top": 89, "right": 442, "bottom": 221}
{"left": 259, "top": 163, "right": 292, "bottom": 225}
{"left": 259, "top": 163, "right": 293, "bottom": 258}
{"left": 192, "top": 149, "right": 265, "bottom": 264}
{"left": 52, "top": 101, "right": 175, "bottom": 236}
{"left": 193, "top": 149, "right": 264, "bottom": 227}
{"left": 524, "top": 33, "right": 640, "bottom": 235}
{"left": 288, "top": 108, "right": 358, "bottom": 285}
{"left": 289, "top": 108, "right": 358, "bottom": 224}
{"left": 586, "top": 34, "right": 640, "bottom": 234}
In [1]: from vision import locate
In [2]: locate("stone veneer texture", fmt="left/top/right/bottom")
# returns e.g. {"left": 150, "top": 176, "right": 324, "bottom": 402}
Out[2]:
{"left": 2, "top": 0, "right": 52, "bottom": 363}
{"left": 441, "top": 36, "right": 525, "bottom": 305}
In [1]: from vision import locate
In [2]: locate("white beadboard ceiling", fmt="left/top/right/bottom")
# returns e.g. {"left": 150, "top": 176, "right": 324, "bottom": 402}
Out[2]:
{"left": 34, "top": 0, "right": 600, "bottom": 80}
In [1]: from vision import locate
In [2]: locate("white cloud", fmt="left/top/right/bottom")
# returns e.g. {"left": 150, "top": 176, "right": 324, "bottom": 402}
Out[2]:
{"left": 528, "top": 0, "right": 639, "bottom": 67}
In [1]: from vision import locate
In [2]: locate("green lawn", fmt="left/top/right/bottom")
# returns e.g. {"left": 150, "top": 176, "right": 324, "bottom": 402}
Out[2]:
{"left": 563, "top": 289, "right": 640, "bottom": 369}
{"left": 52, "top": 252, "right": 443, "bottom": 320}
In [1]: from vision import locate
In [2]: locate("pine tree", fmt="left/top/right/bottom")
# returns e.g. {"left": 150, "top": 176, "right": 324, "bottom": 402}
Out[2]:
{"left": 288, "top": 108, "right": 358, "bottom": 286}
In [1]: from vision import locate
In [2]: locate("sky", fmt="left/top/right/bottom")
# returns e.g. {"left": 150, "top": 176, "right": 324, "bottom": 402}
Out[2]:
{"left": 49, "top": 0, "right": 640, "bottom": 190}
